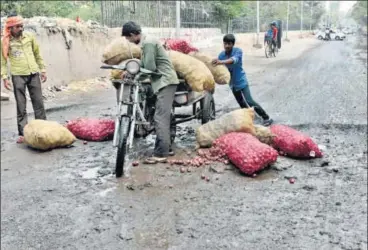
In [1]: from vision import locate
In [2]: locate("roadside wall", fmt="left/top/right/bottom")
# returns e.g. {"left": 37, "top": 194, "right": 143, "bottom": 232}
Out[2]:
{"left": 17, "top": 26, "right": 222, "bottom": 90}
{"left": 35, "top": 28, "right": 110, "bottom": 88}
{"left": 1, "top": 17, "right": 310, "bottom": 93}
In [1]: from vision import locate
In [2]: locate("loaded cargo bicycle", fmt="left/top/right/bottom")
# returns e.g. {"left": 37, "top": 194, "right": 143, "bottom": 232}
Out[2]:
{"left": 101, "top": 37, "right": 233, "bottom": 178}
{"left": 101, "top": 59, "right": 216, "bottom": 178}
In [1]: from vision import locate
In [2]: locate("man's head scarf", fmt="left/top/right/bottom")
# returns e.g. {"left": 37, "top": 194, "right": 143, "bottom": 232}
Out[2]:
{"left": 2, "top": 15, "right": 24, "bottom": 59}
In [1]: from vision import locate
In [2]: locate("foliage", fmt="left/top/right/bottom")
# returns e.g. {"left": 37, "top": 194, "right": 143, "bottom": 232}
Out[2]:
{"left": 0, "top": 1, "right": 101, "bottom": 22}
{"left": 230, "top": 1, "right": 325, "bottom": 32}
{"left": 0, "top": 0, "right": 328, "bottom": 32}
{"left": 66, "top": 2, "right": 101, "bottom": 21}
{"left": 349, "top": 0, "right": 368, "bottom": 26}
{"left": 212, "top": 1, "right": 247, "bottom": 20}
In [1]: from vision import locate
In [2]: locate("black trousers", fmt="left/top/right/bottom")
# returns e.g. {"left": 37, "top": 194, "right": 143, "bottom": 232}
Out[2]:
{"left": 12, "top": 73, "right": 46, "bottom": 136}
{"left": 232, "top": 85, "right": 270, "bottom": 120}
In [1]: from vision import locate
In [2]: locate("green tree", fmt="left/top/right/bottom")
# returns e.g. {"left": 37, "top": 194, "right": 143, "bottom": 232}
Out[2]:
{"left": 213, "top": 1, "right": 247, "bottom": 20}
{"left": 66, "top": 2, "right": 101, "bottom": 21}
{"left": 0, "top": 1, "right": 101, "bottom": 22}
{"left": 349, "top": 0, "right": 368, "bottom": 26}
{"left": 212, "top": 1, "right": 248, "bottom": 32}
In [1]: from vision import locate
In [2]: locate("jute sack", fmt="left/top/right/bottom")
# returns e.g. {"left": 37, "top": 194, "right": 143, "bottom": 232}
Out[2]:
{"left": 168, "top": 50, "right": 215, "bottom": 92}
{"left": 189, "top": 51, "right": 230, "bottom": 85}
{"left": 196, "top": 108, "right": 256, "bottom": 148}
{"left": 110, "top": 69, "right": 124, "bottom": 80}
{"left": 254, "top": 125, "right": 275, "bottom": 145}
{"left": 102, "top": 37, "right": 141, "bottom": 65}
{"left": 24, "top": 120, "right": 76, "bottom": 151}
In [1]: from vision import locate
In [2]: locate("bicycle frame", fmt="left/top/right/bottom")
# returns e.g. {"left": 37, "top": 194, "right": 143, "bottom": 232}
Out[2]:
{"left": 266, "top": 40, "right": 274, "bottom": 50}
{"left": 112, "top": 74, "right": 149, "bottom": 150}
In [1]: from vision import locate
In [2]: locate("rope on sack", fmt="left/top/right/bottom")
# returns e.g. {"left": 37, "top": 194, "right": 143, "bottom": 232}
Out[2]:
{"left": 240, "top": 91, "right": 263, "bottom": 120}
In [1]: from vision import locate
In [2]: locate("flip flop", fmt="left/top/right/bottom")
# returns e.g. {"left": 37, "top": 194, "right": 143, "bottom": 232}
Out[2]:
{"left": 143, "top": 157, "right": 168, "bottom": 164}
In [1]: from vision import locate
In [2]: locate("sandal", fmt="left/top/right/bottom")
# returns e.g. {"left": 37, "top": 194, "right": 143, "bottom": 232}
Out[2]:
{"left": 143, "top": 156, "right": 168, "bottom": 165}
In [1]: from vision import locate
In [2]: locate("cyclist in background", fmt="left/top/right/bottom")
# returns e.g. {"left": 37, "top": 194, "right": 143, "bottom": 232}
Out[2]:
{"left": 264, "top": 26, "right": 273, "bottom": 45}
{"left": 271, "top": 21, "right": 278, "bottom": 52}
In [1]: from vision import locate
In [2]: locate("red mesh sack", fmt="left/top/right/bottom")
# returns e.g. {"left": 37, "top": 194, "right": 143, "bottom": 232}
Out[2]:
{"left": 270, "top": 124, "right": 323, "bottom": 158}
{"left": 214, "top": 132, "right": 278, "bottom": 175}
{"left": 66, "top": 118, "right": 115, "bottom": 141}
{"left": 163, "top": 39, "right": 198, "bottom": 54}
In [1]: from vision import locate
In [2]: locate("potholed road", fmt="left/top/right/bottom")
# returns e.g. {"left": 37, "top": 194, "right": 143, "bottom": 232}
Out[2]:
{"left": 1, "top": 35, "right": 367, "bottom": 250}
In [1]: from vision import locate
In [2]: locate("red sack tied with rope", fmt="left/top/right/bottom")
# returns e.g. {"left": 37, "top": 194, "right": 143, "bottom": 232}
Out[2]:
{"left": 66, "top": 118, "right": 115, "bottom": 141}
{"left": 214, "top": 132, "right": 278, "bottom": 176}
{"left": 163, "top": 39, "right": 199, "bottom": 54}
{"left": 270, "top": 124, "right": 323, "bottom": 158}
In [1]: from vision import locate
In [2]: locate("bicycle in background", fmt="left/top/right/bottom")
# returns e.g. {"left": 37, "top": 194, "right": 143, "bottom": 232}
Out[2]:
{"left": 264, "top": 35, "right": 278, "bottom": 58}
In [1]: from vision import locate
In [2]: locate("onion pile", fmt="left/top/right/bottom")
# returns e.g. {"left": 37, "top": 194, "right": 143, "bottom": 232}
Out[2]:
{"left": 167, "top": 147, "right": 229, "bottom": 169}
{"left": 270, "top": 125, "right": 323, "bottom": 158}
{"left": 163, "top": 39, "right": 199, "bottom": 54}
{"left": 66, "top": 118, "right": 115, "bottom": 141}
{"left": 214, "top": 132, "right": 279, "bottom": 176}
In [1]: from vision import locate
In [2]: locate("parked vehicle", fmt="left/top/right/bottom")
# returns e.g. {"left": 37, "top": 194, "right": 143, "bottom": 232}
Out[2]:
{"left": 316, "top": 30, "right": 346, "bottom": 41}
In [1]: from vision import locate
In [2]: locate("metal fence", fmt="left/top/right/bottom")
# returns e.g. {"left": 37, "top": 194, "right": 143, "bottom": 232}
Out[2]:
{"left": 229, "top": 1, "right": 318, "bottom": 34}
{"left": 99, "top": 1, "right": 320, "bottom": 35}
{"left": 100, "top": 1, "right": 222, "bottom": 30}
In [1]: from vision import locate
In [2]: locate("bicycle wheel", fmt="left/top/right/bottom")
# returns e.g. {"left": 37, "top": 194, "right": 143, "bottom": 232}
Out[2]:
{"left": 115, "top": 116, "right": 131, "bottom": 178}
{"left": 265, "top": 43, "right": 270, "bottom": 58}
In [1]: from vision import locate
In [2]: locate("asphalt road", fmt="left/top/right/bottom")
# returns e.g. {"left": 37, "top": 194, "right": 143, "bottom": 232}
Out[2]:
{"left": 1, "top": 35, "right": 367, "bottom": 250}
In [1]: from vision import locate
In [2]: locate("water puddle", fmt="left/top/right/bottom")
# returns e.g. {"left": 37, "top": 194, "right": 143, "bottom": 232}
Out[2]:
{"left": 81, "top": 167, "right": 99, "bottom": 179}
{"left": 98, "top": 186, "right": 117, "bottom": 197}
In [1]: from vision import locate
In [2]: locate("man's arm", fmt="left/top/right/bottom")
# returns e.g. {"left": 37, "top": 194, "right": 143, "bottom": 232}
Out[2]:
{"left": 142, "top": 43, "right": 157, "bottom": 72}
{"left": 31, "top": 35, "right": 46, "bottom": 73}
{"left": 0, "top": 43, "right": 8, "bottom": 80}
{"left": 214, "top": 49, "right": 242, "bottom": 65}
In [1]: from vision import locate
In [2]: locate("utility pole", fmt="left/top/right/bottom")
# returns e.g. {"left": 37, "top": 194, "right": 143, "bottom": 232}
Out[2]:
{"left": 326, "top": 1, "right": 330, "bottom": 27}
{"left": 157, "top": 1, "right": 161, "bottom": 28}
{"left": 286, "top": 1, "right": 290, "bottom": 40}
{"left": 176, "top": 1, "right": 181, "bottom": 38}
{"left": 300, "top": 0, "right": 303, "bottom": 35}
{"left": 256, "top": 0, "right": 260, "bottom": 44}
{"left": 310, "top": 1, "right": 313, "bottom": 31}
{"left": 100, "top": 1, "right": 104, "bottom": 26}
